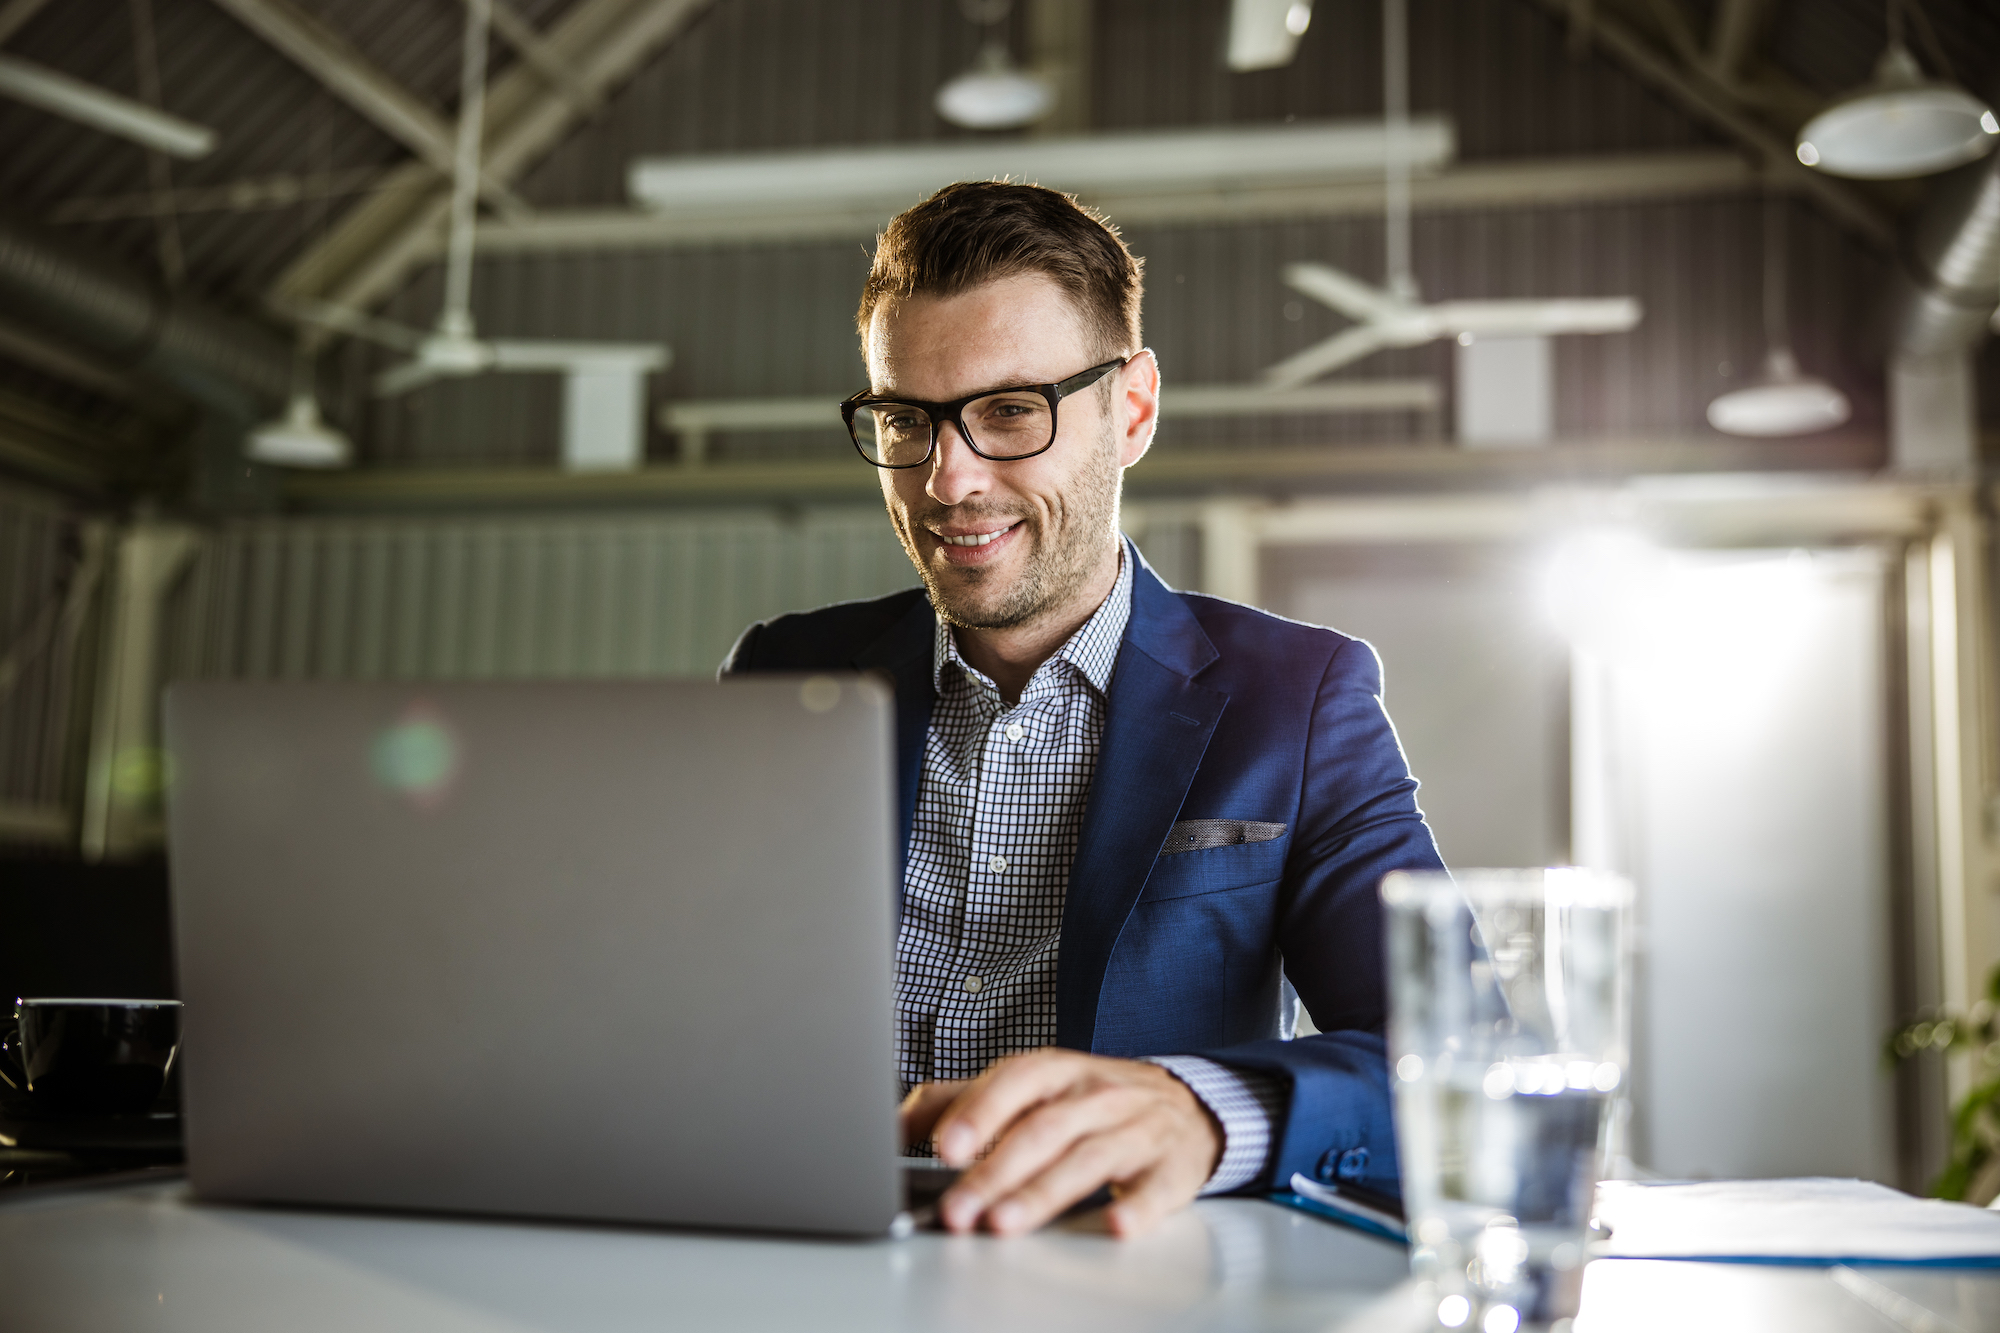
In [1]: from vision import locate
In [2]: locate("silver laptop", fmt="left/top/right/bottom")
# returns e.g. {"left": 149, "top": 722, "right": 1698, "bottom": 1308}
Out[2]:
{"left": 163, "top": 676, "right": 906, "bottom": 1236}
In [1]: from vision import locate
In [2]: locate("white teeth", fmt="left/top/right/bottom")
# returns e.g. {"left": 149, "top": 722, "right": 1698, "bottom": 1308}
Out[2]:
{"left": 940, "top": 524, "right": 1016, "bottom": 547}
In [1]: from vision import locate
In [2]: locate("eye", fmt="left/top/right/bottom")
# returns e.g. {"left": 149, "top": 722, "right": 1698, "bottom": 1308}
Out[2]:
{"left": 973, "top": 394, "right": 1049, "bottom": 426}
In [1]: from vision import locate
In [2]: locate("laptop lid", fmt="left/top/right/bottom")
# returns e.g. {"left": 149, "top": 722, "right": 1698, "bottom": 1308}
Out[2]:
{"left": 163, "top": 676, "right": 901, "bottom": 1236}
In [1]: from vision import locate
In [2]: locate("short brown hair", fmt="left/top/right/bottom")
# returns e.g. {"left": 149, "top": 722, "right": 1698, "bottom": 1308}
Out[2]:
{"left": 858, "top": 181, "right": 1144, "bottom": 361}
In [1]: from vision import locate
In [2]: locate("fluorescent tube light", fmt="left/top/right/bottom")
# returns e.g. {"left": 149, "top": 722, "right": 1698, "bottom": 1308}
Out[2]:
{"left": 0, "top": 54, "right": 215, "bottom": 159}
{"left": 628, "top": 119, "right": 1454, "bottom": 213}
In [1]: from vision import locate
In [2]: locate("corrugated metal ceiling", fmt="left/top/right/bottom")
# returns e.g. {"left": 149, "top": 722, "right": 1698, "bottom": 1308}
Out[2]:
{"left": 2, "top": 0, "right": 1996, "bottom": 474}
{"left": 9, "top": 0, "right": 1989, "bottom": 309}
{"left": 0, "top": 0, "right": 576, "bottom": 305}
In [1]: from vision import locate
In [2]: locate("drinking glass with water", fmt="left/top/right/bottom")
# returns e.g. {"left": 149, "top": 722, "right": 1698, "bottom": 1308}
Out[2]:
{"left": 1382, "top": 868, "right": 1632, "bottom": 1332}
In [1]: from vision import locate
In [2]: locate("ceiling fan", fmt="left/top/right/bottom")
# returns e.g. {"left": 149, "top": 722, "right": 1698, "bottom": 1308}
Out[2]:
{"left": 287, "top": 0, "right": 667, "bottom": 466}
{"left": 1263, "top": 262, "right": 1640, "bottom": 387}
{"left": 1262, "top": 0, "right": 1640, "bottom": 389}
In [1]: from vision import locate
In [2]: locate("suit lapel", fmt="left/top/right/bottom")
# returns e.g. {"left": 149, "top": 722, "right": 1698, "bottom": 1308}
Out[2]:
{"left": 854, "top": 595, "right": 936, "bottom": 894}
{"left": 1056, "top": 553, "right": 1227, "bottom": 1051}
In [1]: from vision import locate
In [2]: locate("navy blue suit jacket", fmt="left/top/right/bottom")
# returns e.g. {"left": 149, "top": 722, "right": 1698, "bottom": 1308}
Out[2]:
{"left": 722, "top": 547, "right": 1445, "bottom": 1197}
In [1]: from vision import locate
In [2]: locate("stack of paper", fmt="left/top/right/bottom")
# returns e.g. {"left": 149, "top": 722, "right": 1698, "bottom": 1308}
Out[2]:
{"left": 1593, "top": 1178, "right": 2000, "bottom": 1267}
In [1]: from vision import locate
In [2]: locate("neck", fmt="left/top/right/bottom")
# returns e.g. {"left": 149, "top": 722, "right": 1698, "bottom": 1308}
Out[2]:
{"left": 952, "top": 539, "right": 1123, "bottom": 704}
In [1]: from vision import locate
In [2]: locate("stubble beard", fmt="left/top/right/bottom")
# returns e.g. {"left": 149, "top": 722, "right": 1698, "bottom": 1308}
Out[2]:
{"left": 892, "top": 424, "right": 1122, "bottom": 633}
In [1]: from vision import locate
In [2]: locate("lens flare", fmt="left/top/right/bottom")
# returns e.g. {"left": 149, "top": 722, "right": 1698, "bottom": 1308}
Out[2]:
{"left": 370, "top": 706, "right": 461, "bottom": 807}
{"left": 799, "top": 676, "right": 842, "bottom": 713}
{"left": 111, "top": 746, "right": 172, "bottom": 799}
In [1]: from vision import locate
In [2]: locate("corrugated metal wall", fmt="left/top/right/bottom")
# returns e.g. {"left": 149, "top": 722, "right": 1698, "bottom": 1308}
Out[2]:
{"left": 3, "top": 497, "right": 1198, "bottom": 849}
{"left": 0, "top": 484, "right": 99, "bottom": 839}
{"left": 156, "top": 508, "right": 1204, "bottom": 686}
{"left": 160, "top": 507, "right": 922, "bottom": 684}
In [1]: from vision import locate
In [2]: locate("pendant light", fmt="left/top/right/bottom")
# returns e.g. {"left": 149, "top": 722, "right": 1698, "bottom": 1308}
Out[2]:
{"left": 1707, "top": 196, "right": 1850, "bottom": 438}
{"left": 1226, "top": 0, "right": 1315, "bottom": 72}
{"left": 247, "top": 391, "right": 353, "bottom": 467}
{"left": 935, "top": 0, "right": 1052, "bottom": 131}
{"left": 1795, "top": 0, "right": 1997, "bottom": 180}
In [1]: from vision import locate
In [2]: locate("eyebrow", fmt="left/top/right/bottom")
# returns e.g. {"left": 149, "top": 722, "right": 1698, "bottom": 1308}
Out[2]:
{"left": 868, "top": 370, "right": 1063, "bottom": 400}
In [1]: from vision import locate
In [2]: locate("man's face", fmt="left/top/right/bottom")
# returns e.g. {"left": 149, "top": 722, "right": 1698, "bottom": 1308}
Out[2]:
{"left": 863, "top": 272, "right": 1155, "bottom": 632}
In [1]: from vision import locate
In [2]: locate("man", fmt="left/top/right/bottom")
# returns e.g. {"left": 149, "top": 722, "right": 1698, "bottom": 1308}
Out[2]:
{"left": 724, "top": 181, "right": 1444, "bottom": 1238}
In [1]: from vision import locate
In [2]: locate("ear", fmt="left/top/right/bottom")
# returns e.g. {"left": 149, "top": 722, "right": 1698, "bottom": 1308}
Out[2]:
{"left": 1116, "top": 349, "right": 1160, "bottom": 470}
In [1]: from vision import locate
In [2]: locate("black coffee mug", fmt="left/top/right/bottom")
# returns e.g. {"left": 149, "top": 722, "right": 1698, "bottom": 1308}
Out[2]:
{"left": 0, "top": 998, "right": 182, "bottom": 1116}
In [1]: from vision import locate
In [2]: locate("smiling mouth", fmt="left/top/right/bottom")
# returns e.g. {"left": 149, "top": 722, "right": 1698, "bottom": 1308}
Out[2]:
{"left": 935, "top": 521, "right": 1020, "bottom": 548}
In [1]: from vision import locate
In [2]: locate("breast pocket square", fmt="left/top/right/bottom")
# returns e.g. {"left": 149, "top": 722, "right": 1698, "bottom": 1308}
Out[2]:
{"left": 1160, "top": 819, "right": 1288, "bottom": 855}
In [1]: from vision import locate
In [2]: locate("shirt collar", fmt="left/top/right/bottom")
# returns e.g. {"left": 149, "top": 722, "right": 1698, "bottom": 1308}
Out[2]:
{"left": 931, "top": 542, "right": 1133, "bottom": 700}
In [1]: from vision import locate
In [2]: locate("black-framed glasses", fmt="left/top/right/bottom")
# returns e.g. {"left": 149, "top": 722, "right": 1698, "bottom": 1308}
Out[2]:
{"left": 840, "top": 357, "right": 1130, "bottom": 469}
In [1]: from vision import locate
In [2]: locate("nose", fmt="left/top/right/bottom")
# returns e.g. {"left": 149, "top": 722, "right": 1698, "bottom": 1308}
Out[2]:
{"left": 925, "top": 418, "right": 998, "bottom": 508}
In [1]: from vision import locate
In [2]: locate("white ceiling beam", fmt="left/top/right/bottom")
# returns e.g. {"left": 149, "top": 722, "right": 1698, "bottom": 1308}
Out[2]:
{"left": 47, "top": 165, "right": 399, "bottom": 223}
{"left": 276, "top": 434, "right": 1890, "bottom": 510}
{"left": 1027, "top": 0, "right": 1091, "bottom": 136}
{"left": 464, "top": 150, "right": 1760, "bottom": 255}
{"left": 0, "top": 0, "right": 53, "bottom": 47}
{"left": 1528, "top": 0, "right": 1893, "bottom": 247}
{"left": 659, "top": 380, "right": 1440, "bottom": 437}
{"left": 1704, "top": 0, "right": 1769, "bottom": 85}
{"left": 488, "top": 0, "right": 599, "bottom": 116}
{"left": 208, "top": 0, "right": 527, "bottom": 216}
{"left": 1250, "top": 476, "right": 1935, "bottom": 547}
{"left": 0, "top": 315, "right": 146, "bottom": 402}
{"left": 269, "top": 0, "right": 712, "bottom": 319}
{"left": 479, "top": 0, "right": 710, "bottom": 184}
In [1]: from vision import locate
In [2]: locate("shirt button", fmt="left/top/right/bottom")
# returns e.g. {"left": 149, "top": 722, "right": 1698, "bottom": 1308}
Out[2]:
{"left": 988, "top": 854, "right": 1008, "bottom": 873}
{"left": 1005, "top": 722, "right": 1025, "bottom": 741}
{"left": 963, "top": 975, "right": 984, "bottom": 994}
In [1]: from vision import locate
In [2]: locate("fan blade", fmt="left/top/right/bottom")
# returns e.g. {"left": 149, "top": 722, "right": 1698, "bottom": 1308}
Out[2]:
{"left": 284, "top": 299, "right": 427, "bottom": 353}
{"left": 1435, "top": 298, "right": 1642, "bottom": 338}
{"left": 1282, "top": 262, "right": 1407, "bottom": 323}
{"left": 1261, "top": 325, "right": 1396, "bottom": 386}
{"left": 373, "top": 358, "right": 456, "bottom": 397}
{"left": 488, "top": 340, "right": 671, "bottom": 372}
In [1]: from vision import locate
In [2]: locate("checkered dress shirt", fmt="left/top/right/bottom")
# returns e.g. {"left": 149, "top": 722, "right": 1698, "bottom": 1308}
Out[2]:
{"left": 895, "top": 549, "right": 1283, "bottom": 1193}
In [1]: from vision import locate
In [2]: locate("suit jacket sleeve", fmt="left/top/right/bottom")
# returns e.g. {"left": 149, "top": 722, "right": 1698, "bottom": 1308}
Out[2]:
{"left": 1190, "top": 635, "right": 1444, "bottom": 1198}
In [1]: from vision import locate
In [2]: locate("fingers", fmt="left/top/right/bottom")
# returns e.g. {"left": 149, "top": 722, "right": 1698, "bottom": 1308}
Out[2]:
{"left": 1104, "top": 1161, "right": 1205, "bottom": 1239}
{"left": 978, "top": 1124, "right": 1158, "bottom": 1236}
{"left": 939, "top": 1083, "right": 1151, "bottom": 1232}
{"left": 898, "top": 1079, "right": 972, "bottom": 1151}
{"left": 929, "top": 1054, "right": 1222, "bottom": 1238}
{"left": 931, "top": 1049, "right": 1085, "bottom": 1166}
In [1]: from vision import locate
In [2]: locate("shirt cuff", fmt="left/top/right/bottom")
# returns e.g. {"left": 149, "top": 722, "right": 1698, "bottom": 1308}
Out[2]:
{"left": 1145, "top": 1055, "right": 1285, "bottom": 1195}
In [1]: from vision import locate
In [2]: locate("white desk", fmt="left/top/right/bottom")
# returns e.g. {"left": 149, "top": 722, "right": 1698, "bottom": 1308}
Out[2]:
{"left": 2, "top": 1180, "right": 1995, "bottom": 1332}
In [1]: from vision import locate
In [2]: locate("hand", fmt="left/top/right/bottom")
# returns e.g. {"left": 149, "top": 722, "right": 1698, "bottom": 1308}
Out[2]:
{"left": 898, "top": 1049, "right": 1223, "bottom": 1239}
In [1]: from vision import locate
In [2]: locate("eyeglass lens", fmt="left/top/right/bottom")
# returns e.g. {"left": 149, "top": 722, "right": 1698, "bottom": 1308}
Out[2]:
{"left": 851, "top": 389, "right": 1054, "bottom": 467}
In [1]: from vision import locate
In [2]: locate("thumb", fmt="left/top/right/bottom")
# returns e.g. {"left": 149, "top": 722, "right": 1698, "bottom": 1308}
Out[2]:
{"left": 898, "top": 1080, "right": 972, "bottom": 1151}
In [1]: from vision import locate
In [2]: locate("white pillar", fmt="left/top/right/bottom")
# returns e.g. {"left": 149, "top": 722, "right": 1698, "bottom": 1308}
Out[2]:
{"left": 82, "top": 522, "right": 201, "bottom": 861}
{"left": 1197, "top": 500, "right": 1261, "bottom": 604}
